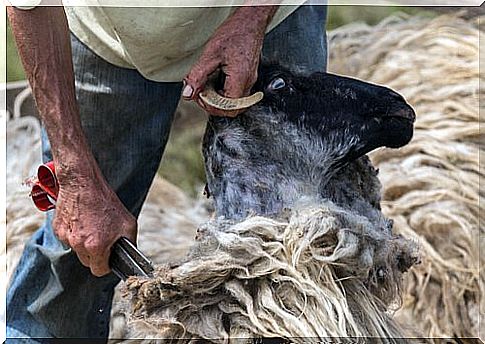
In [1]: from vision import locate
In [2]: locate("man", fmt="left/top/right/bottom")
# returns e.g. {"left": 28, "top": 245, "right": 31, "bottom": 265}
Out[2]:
{"left": 6, "top": 2, "right": 327, "bottom": 340}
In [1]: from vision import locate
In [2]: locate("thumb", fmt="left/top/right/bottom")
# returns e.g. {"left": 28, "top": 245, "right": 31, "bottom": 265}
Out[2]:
{"left": 183, "top": 58, "right": 220, "bottom": 101}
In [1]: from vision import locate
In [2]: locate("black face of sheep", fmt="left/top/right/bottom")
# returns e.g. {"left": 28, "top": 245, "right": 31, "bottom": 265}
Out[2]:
{"left": 203, "top": 64, "right": 416, "bottom": 219}
{"left": 255, "top": 64, "right": 415, "bottom": 159}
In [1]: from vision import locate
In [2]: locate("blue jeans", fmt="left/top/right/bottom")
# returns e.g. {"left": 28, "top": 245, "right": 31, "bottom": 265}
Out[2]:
{"left": 6, "top": 5, "right": 327, "bottom": 341}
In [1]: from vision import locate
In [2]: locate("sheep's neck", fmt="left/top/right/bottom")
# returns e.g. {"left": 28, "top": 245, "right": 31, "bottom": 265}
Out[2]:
{"left": 207, "top": 156, "right": 330, "bottom": 220}
{"left": 203, "top": 117, "right": 344, "bottom": 220}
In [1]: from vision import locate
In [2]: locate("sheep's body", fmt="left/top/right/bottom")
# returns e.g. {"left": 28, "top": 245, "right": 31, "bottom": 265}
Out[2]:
{"left": 122, "top": 65, "right": 419, "bottom": 342}
{"left": 122, "top": 158, "right": 418, "bottom": 342}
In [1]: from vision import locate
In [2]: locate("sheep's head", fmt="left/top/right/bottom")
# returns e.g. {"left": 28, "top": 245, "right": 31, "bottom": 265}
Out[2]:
{"left": 203, "top": 64, "right": 415, "bottom": 219}
{"left": 255, "top": 64, "right": 414, "bottom": 158}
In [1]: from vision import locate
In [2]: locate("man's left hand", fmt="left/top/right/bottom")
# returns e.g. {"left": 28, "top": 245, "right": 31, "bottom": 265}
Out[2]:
{"left": 183, "top": 6, "right": 277, "bottom": 117}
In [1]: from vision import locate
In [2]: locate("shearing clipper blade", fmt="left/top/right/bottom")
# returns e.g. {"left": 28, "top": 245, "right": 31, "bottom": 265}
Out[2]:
{"left": 109, "top": 237, "right": 155, "bottom": 281}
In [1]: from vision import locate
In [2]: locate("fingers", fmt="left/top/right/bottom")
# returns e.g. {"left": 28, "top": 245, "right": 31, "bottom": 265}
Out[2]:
{"left": 88, "top": 249, "right": 111, "bottom": 277}
{"left": 222, "top": 72, "right": 248, "bottom": 99}
{"left": 54, "top": 221, "right": 120, "bottom": 277}
{"left": 123, "top": 224, "right": 138, "bottom": 245}
{"left": 183, "top": 57, "right": 220, "bottom": 101}
{"left": 193, "top": 69, "right": 258, "bottom": 117}
{"left": 76, "top": 252, "right": 91, "bottom": 268}
{"left": 87, "top": 218, "right": 137, "bottom": 277}
{"left": 75, "top": 249, "right": 110, "bottom": 277}
{"left": 189, "top": 61, "right": 259, "bottom": 117}
{"left": 52, "top": 215, "right": 134, "bottom": 278}
{"left": 222, "top": 65, "right": 258, "bottom": 99}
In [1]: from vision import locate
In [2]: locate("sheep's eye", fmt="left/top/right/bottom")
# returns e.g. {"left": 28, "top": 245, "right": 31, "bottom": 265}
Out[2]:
{"left": 268, "top": 77, "right": 286, "bottom": 91}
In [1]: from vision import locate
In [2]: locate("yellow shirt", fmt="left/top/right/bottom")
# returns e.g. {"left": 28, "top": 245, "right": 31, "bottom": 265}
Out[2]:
{"left": 65, "top": 5, "right": 299, "bottom": 82}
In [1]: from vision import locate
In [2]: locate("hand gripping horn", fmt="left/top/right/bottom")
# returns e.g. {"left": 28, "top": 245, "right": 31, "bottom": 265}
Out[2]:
{"left": 199, "top": 74, "right": 264, "bottom": 111}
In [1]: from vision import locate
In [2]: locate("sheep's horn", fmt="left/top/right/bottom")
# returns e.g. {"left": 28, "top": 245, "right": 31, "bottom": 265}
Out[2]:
{"left": 199, "top": 83, "right": 263, "bottom": 111}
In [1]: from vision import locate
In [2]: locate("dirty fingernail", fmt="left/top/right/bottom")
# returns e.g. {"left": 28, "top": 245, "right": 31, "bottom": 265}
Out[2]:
{"left": 182, "top": 85, "right": 193, "bottom": 98}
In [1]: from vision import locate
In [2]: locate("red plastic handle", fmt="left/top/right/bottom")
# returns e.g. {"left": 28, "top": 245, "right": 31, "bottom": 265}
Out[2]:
{"left": 30, "top": 161, "right": 59, "bottom": 212}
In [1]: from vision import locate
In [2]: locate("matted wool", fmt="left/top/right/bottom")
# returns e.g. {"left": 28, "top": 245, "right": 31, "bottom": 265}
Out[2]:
{"left": 121, "top": 201, "right": 418, "bottom": 342}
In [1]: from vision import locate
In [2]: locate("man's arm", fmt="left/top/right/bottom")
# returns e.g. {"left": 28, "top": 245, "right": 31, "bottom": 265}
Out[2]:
{"left": 183, "top": 5, "right": 278, "bottom": 117}
{"left": 8, "top": 6, "right": 91, "bottom": 171}
{"left": 7, "top": 6, "right": 137, "bottom": 277}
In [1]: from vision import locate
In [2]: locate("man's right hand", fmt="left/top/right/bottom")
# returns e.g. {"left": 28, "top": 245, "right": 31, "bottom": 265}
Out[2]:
{"left": 54, "top": 162, "right": 138, "bottom": 277}
{"left": 7, "top": 6, "right": 137, "bottom": 277}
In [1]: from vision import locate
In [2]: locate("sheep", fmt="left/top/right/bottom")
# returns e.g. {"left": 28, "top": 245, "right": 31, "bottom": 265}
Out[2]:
{"left": 202, "top": 63, "right": 415, "bottom": 220}
{"left": 122, "top": 63, "right": 419, "bottom": 342}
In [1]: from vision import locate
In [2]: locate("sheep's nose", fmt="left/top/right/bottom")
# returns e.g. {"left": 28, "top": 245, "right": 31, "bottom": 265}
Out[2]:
{"left": 394, "top": 105, "right": 416, "bottom": 122}
{"left": 389, "top": 90, "right": 404, "bottom": 101}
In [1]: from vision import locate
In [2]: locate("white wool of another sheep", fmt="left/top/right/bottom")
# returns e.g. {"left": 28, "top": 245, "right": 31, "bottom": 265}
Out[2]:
{"left": 5, "top": 115, "right": 45, "bottom": 282}
{"left": 329, "top": 12, "right": 483, "bottom": 338}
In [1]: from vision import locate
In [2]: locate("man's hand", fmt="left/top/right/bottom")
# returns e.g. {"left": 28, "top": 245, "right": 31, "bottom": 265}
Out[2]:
{"left": 8, "top": 6, "right": 137, "bottom": 277}
{"left": 183, "top": 6, "right": 278, "bottom": 117}
{"left": 54, "top": 162, "right": 137, "bottom": 277}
